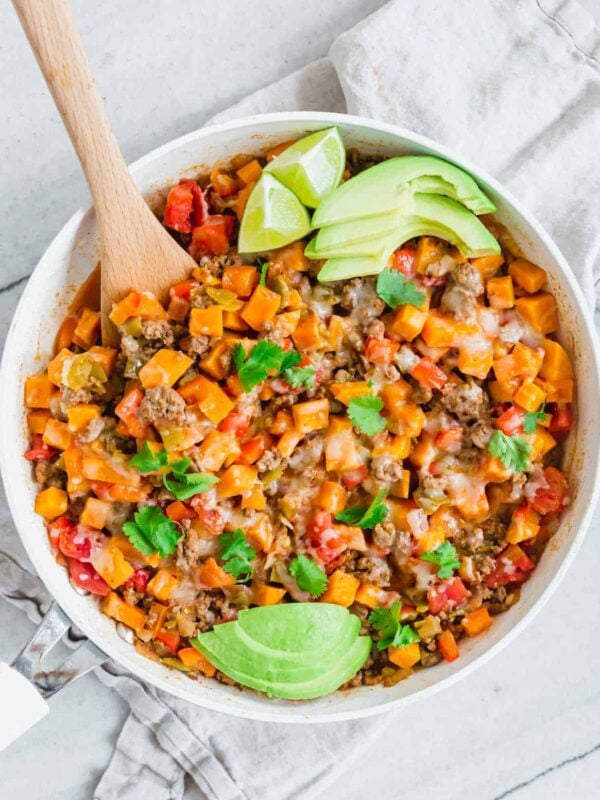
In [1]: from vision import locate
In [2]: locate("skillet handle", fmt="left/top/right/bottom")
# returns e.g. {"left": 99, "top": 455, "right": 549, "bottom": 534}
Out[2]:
{"left": 0, "top": 662, "right": 49, "bottom": 752}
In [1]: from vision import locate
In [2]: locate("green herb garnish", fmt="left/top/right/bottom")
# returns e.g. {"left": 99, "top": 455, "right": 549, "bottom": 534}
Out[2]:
{"left": 232, "top": 340, "right": 303, "bottom": 392}
{"left": 123, "top": 506, "right": 181, "bottom": 557}
{"left": 219, "top": 529, "right": 256, "bottom": 582}
{"left": 368, "top": 600, "right": 420, "bottom": 650}
{"left": 376, "top": 268, "right": 425, "bottom": 309}
{"left": 258, "top": 259, "right": 269, "bottom": 286}
{"left": 348, "top": 394, "right": 386, "bottom": 436}
{"left": 421, "top": 541, "right": 460, "bottom": 579}
{"left": 283, "top": 365, "right": 315, "bottom": 389}
{"left": 130, "top": 445, "right": 218, "bottom": 501}
{"left": 488, "top": 429, "right": 531, "bottom": 472}
{"left": 129, "top": 441, "right": 168, "bottom": 473}
{"left": 289, "top": 554, "right": 327, "bottom": 597}
{"left": 335, "top": 490, "right": 388, "bottom": 528}
{"left": 523, "top": 409, "right": 549, "bottom": 434}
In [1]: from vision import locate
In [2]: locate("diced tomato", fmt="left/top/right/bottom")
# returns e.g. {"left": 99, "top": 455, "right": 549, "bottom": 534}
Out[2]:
{"left": 341, "top": 465, "right": 368, "bottom": 490}
{"left": 410, "top": 357, "right": 448, "bottom": 390}
{"left": 495, "top": 405, "right": 525, "bottom": 436}
{"left": 364, "top": 336, "right": 400, "bottom": 366}
{"left": 427, "top": 577, "right": 469, "bottom": 615}
{"left": 189, "top": 496, "right": 225, "bottom": 535}
{"left": 530, "top": 467, "right": 569, "bottom": 515}
{"left": 435, "top": 427, "right": 463, "bottom": 452}
{"left": 114, "top": 387, "right": 149, "bottom": 439}
{"left": 549, "top": 404, "right": 573, "bottom": 433}
{"left": 47, "top": 516, "right": 73, "bottom": 550}
{"left": 155, "top": 628, "right": 181, "bottom": 654}
{"left": 169, "top": 280, "right": 199, "bottom": 301}
{"left": 163, "top": 179, "right": 207, "bottom": 233}
{"left": 392, "top": 247, "right": 417, "bottom": 278}
{"left": 124, "top": 567, "right": 150, "bottom": 593}
{"left": 190, "top": 215, "right": 232, "bottom": 257}
{"left": 58, "top": 523, "right": 95, "bottom": 561}
{"left": 237, "top": 435, "right": 266, "bottom": 465}
{"left": 66, "top": 558, "right": 110, "bottom": 596}
{"left": 218, "top": 411, "right": 250, "bottom": 438}
{"left": 485, "top": 544, "right": 535, "bottom": 588}
{"left": 90, "top": 481, "right": 149, "bottom": 504}
{"left": 308, "top": 511, "right": 334, "bottom": 543}
{"left": 24, "top": 434, "right": 56, "bottom": 461}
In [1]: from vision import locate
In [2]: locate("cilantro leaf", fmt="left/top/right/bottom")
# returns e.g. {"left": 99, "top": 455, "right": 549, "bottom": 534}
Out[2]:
{"left": 234, "top": 340, "right": 286, "bottom": 392}
{"left": 289, "top": 554, "right": 327, "bottom": 597}
{"left": 258, "top": 258, "right": 269, "bottom": 286}
{"left": 129, "top": 442, "right": 168, "bottom": 473}
{"left": 376, "top": 268, "right": 425, "bottom": 309}
{"left": 163, "top": 471, "right": 220, "bottom": 501}
{"left": 421, "top": 541, "right": 460, "bottom": 579}
{"left": 218, "top": 529, "right": 256, "bottom": 581}
{"left": 523, "top": 409, "right": 549, "bottom": 434}
{"left": 232, "top": 342, "right": 247, "bottom": 372}
{"left": 280, "top": 349, "right": 303, "bottom": 372}
{"left": 368, "top": 600, "right": 421, "bottom": 651}
{"left": 488, "top": 429, "right": 531, "bottom": 471}
{"left": 283, "top": 365, "right": 315, "bottom": 389}
{"left": 123, "top": 506, "right": 181, "bottom": 557}
{"left": 335, "top": 490, "right": 388, "bottom": 528}
{"left": 348, "top": 394, "right": 386, "bottom": 436}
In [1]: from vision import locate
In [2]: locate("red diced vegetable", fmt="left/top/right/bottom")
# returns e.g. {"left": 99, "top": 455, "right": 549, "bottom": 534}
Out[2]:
{"left": 549, "top": 404, "right": 573, "bottom": 432}
{"left": 392, "top": 247, "right": 417, "bottom": 278}
{"left": 124, "top": 568, "right": 150, "bottom": 593}
{"left": 364, "top": 336, "right": 400, "bottom": 366}
{"left": 66, "top": 558, "right": 110, "bottom": 596}
{"left": 485, "top": 544, "right": 535, "bottom": 588}
{"left": 155, "top": 628, "right": 181, "bottom": 654}
{"left": 410, "top": 357, "right": 448, "bottom": 390}
{"left": 24, "top": 434, "right": 56, "bottom": 461}
{"left": 218, "top": 411, "right": 250, "bottom": 438}
{"left": 163, "top": 179, "right": 207, "bottom": 233}
{"left": 58, "top": 522, "right": 94, "bottom": 561}
{"left": 427, "top": 577, "right": 469, "bottom": 614}
{"left": 495, "top": 405, "right": 525, "bottom": 436}
{"left": 190, "top": 215, "right": 233, "bottom": 257}
{"left": 530, "top": 467, "right": 569, "bottom": 514}
{"left": 341, "top": 465, "right": 368, "bottom": 490}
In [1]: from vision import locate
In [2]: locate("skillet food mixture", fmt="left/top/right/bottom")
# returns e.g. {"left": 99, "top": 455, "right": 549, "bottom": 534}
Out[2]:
{"left": 23, "top": 130, "right": 575, "bottom": 699}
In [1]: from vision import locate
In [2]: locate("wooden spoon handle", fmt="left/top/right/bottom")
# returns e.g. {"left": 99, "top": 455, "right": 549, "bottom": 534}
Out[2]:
{"left": 12, "top": 0, "right": 134, "bottom": 214}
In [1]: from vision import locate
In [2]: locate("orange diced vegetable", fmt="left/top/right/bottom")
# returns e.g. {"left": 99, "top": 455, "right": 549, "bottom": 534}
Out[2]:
{"left": 236, "top": 159, "right": 262, "bottom": 185}
{"left": 471, "top": 254, "right": 504, "bottom": 280}
{"left": 197, "top": 430, "right": 240, "bottom": 471}
{"left": 291, "top": 311, "right": 325, "bottom": 351}
{"left": 147, "top": 603, "right": 169, "bottom": 636}
{"left": 266, "top": 139, "right": 296, "bottom": 161}
{"left": 55, "top": 315, "right": 78, "bottom": 352}
{"left": 354, "top": 582, "right": 393, "bottom": 609}
{"left": 506, "top": 505, "right": 540, "bottom": 544}
{"left": 315, "top": 480, "right": 347, "bottom": 514}
{"left": 178, "top": 647, "right": 216, "bottom": 677}
{"left": 543, "top": 378, "right": 574, "bottom": 403}
{"left": 486, "top": 275, "right": 514, "bottom": 309}
{"left": 67, "top": 404, "right": 101, "bottom": 432}
{"left": 372, "top": 433, "right": 411, "bottom": 459}
{"left": 461, "top": 607, "right": 492, "bottom": 636}
{"left": 513, "top": 380, "right": 546, "bottom": 413}
{"left": 252, "top": 582, "right": 286, "bottom": 606}
{"left": 240, "top": 285, "right": 281, "bottom": 330}
{"left": 458, "top": 347, "right": 493, "bottom": 380}
{"left": 43, "top": 419, "right": 72, "bottom": 450}
{"left": 87, "top": 346, "right": 117, "bottom": 376}
{"left": 330, "top": 382, "right": 374, "bottom": 405}
{"left": 389, "top": 469, "right": 411, "bottom": 499}
{"left": 91, "top": 539, "right": 134, "bottom": 589}
{"left": 198, "top": 557, "right": 236, "bottom": 588}
{"left": 63, "top": 446, "right": 90, "bottom": 494}
{"left": 47, "top": 348, "right": 73, "bottom": 386}
{"left": 27, "top": 409, "right": 52, "bottom": 435}
{"left": 73, "top": 307, "right": 101, "bottom": 348}
{"left": 326, "top": 314, "right": 346, "bottom": 350}
{"left": 487, "top": 379, "right": 518, "bottom": 403}
{"left": 508, "top": 258, "right": 547, "bottom": 294}
{"left": 210, "top": 168, "right": 238, "bottom": 196}
{"left": 514, "top": 293, "right": 558, "bottom": 334}
{"left": 223, "top": 310, "right": 249, "bottom": 332}
{"left": 24, "top": 373, "right": 55, "bottom": 408}
{"left": 35, "top": 487, "right": 68, "bottom": 519}
{"left": 179, "top": 375, "right": 234, "bottom": 424}
{"left": 292, "top": 398, "right": 330, "bottom": 433}
{"left": 147, "top": 568, "right": 180, "bottom": 602}
{"left": 390, "top": 304, "right": 428, "bottom": 341}
{"left": 217, "top": 465, "right": 258, "bottom": 498}
{"left": 81, "top": 452, "right": 141, "bottom": 487}
{"left": 197, "top": 341, "right": 229, "bottom": 380}
{"left": 479, "top": 452, "right": 513, "bottom": 483}
{"left": 101, "top": 592, "right": 146, "bottom": 632}
{"left": 438, "top": 629, "right": 459, "bottom": 662}
{"left": 80, "top": 497, "right": 111, "bottom": 529}
{"left": 324, "top": 417, "right": 363, "bottom": 471}
{"left": 380, "top": 380, "right": 412, "bottom": 416}
{"left": 139, "top": 349, "right": 193, "bottom": 388}
{"left": 114, "top": 384, "right": 150, "bottom": 439}
{"left": 109, "top": 291, "right": 167, "bottom": 325}
{"left": 234, "top": 181, "right": 255, "bottom": 219}
{"left": 527, "top": 427, "right": 557, "bottom": 459}
{"left": 389, "top": 402, "right": 426, "bottom": 438}
{"left": 222, "top": 266, "right": 259, "bottom": 298}
{"left": 319, "top": 570, "right": 360, "bottom": 607}
{"left": 189, "top": 306, "right": 223, "bottom": 337}
{"left": 272, "top": 311, "right": 301, "bottom": 337}
{"left": 415, "top": 237, "right": 444, "bottom": 274}
{"left": 540, "top": 338, "right": 573, "bottom": 381}
{"left": 389, "top": 642, "right": 421, "bottom": 668}
{"left": 276, "top": 427, "right": 302, "bottom": 458}
{"left": 242, "top": 486, "right": 267, "bottom": 511}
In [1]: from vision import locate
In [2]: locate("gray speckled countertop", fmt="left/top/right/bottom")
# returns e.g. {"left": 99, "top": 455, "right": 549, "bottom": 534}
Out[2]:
{"left": 1, "top": 1, "right": 600, "bottom": 798}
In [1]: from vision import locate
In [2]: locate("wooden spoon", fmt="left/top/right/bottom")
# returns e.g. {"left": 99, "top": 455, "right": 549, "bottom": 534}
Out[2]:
{"left": 13, "top": 0, "right": 197, "bottom": 345}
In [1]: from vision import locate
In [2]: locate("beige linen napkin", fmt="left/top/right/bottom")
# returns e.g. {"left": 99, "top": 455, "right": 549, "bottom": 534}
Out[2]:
{"left": 1, "top": 1, "right": 598, "bottom": 798}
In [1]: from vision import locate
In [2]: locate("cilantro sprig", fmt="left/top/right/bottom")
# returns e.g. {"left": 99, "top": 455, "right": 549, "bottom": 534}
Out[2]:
{"left": 129, "top": 442, "right": 219, "bottom": 501}
{"left": 376, "top": 268, "right": 425, "bottom": 309}
{"left": 218, "top": 529, "right": 256, "bottom": 582}
{"left": 421, "top": 541, "right": 460, "bottom": 579}
{"left": 123, "top": 506, "right": 181, "bottom": 557}
{"left": 283, "top": 365, "right": 315, "bottom": 389}
{"left": 232, "top": 340, "right": 303, "bottom": 392}
{"left": 488, "top": 429, "right": 531, "bottom": 472}
{"left": 289, "top": 554, "right": 327, "bottom": 597}
{"left": 348, "top": 394, "right": 386, "bottom": 436}
{"left": 523, "top": 409, "right": 549, "bottom": 434}
{"left": 368, "top": 600, "right": 420, "bottom": 651}
{"left": 335, "top": 490, "right": 388, "bottom": 529}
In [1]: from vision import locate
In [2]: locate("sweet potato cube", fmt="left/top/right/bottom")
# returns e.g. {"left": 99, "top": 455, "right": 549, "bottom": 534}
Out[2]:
{"left": 512, "top": 342, "right": 544, "bottom": 378}
{"left": 389, "top": 469, "right": 411, "bottom": 499}
{"left": 292, "top": 398, "right": 329, "bottom": 433}
{"left": 27, "top": 409, "right": 52, "bottom": 434}
{"left": 81, "top": 452, "right": 141, "bottom": 487}
{"left": 458, "top": 347, "right": 493, "bottom": 380}
{"left": 422, "top": 310, "right": 460, "bottom": 348}
{"left": 509, "top": 258, "right": 547, "bottom": 294}
{"left": 147, "top": 568, "right": 180, "bottom": 602}
{"left": 47, "top": 349, "right": 73, "bottom": 386}
{"left": 198, "top": 341, "right": 230, "bottom": 380}
{"left": 272, "top": 311, "right": 301, "bottom": 337}
{"left": 372, "top": 433, "right": 411, "bottom": 459}
{"left": 330, "top": 381, "right": 374, "bottom": 405}
{"left": 506, "top": 505, "right": 540, "bottom": 544}
{"left": 222, "top": 266, "right": 259, "bottom": 298}
{"left": 316, "top": 480, "right": 347, "bottom": 515}
{"left": 55, "top": 315, "right": 78, "bottom": 352}
{"left": 240, "top": 285, "right": 281, "bottom": 330}
{"left": 109, "top": 291, "right": 167, "bottom": 325}
{"left": 390, "top": 403, "right": 425, "bottom": 438}
{"left": 380, "top": 380, "right": 412, "bottom": 416}
{"left": 182, "top": 376, "right": 234, "bottom": 424}
{"left": 486, "top": 276, "right": 514, "bottom": 309}
{"left": 276, "top": 427, "right": 302, "bottom": 457}
{"left": 471, "top": 254, "right": 504, "bottom": 280}
{"left": 189, "top": 306, "right": 223, "bottom": 337}
{"left": 528, "top": 427, "right": 556, "bottom": 459}
{"left": 251, "top": 582, "right": 286, "bottom": 606}
{"left": 217, "top": 465, "right": 257, "bottom": 498}
{"left": 514, "top": 293, "right": 558, "bottom": 334}
{"left": 80, "top": 497, "right": 111, "bottom": 529}
{"left": 513, "top": 380, "right": 546, "bottom": 413}
{"left": 324, "top": 417, "right": 363, "bottom": 471}
{"left": 91, "top": 539, "right": 134, "bottom": 589}
{"left": 544, "top": 378, "right": 574, "bottom": 403}
{"left": 24, "top": 373, "right": 55, "bottom": 408}
{"left": 101, "top": 592, "right": 146, "bottom": 632}
{"left": 198, "top": 557, "right": 236, "bottom": 588}
{"left": 178, "top": 647, "right": 217, "bottom": 676}
{"left": 487, "top": 379, "right": 518, "bottom": 403}
{"left": 415, "top": 237, "right": 445, "bottom": 273}
{"left": 139, "top": 349, "right": 193, "bottom": 388}
{"left": 43, "top": 419, "right": 72, "bottom": 450}
{"left": 291, "top": 311, "right": 324, "bottom": 351}
{"left": 35, "top": 487, "right": 68, "bottom": 519}
{"left": 73, "top": 307, "right": 101, "bottom": 348}
{"left": 320, "top": 570, "right": 360, "bottom": 607}
{"left": 540, "top": 338, "right": 573, "bottom": 381}
{"left": 197, "top": 430, "right": 240, "bottom": 471}
{"left": 355, "top": 582, "right": 390, "bottom": 610}
{"left": 236, "top": 159, "right": 262, "bottom": 185}
{"left": 461, "top": 607, "right": 492, "bottom": 637}
{"left": 479, "top": 452, "right": 513, "bottom": 483}
{"left": 87, "top": 346, "right": 117, "bottom": 376}
{"left": 223, "top": 309, "right": 249, "bottom": 332}
{"left": 389, "top": 642, "right": 421, "bottom": 669}
{"left": 390, "top": 304, "right": 428, "bottom": 341}
{"left": 63, "top": 446, "right": 90, "bottom": 494}
{"left": 67, "top": 404, "right": 101, "bottom": 432}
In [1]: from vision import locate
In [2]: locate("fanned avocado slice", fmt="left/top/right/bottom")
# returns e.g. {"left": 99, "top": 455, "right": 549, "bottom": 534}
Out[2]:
{"left": 195, "top": 634, "right": 372, "bottom": 700}
{"left": 190, "top": 603, "right": 371, "bottom": 700}
{"left": 312, "top": 155, "right": 495, "bottom": 228}
{"left": 313, "top": 209, "right": 404, "bottom": 252}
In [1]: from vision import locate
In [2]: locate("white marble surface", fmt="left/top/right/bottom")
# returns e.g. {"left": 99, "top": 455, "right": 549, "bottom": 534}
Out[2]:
{"left": 1, "top": 1, "right": 600, "bottom": 798}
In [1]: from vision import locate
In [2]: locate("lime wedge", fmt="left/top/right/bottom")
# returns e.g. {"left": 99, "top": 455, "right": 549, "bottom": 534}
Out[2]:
{"left": 264, "top": 127, "right": 345, "bottom": 208}
{"left": 238, "top": 174, "right": 311, "bottom": 253}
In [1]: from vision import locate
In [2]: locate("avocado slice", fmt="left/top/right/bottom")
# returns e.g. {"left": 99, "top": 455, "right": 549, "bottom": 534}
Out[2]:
{"left": 313, "top": 209, "right": 404, "bottom": 253}
{"left": 312, "top": 155, "right": 495, "bottom": 228}
{"left": 196, "top": 634, "right": 372, "bottom": 700}
{"left": 190, "top": 603, "right": 371, "bottom": 699}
